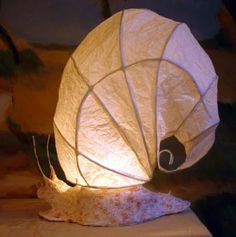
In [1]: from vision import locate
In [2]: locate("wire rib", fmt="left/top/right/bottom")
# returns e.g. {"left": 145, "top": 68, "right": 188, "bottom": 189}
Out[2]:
{"left": 118, "top": 10, "right": 152, "bottom": 175}
{"left": 54, "top": 121, "right": 148, "bottom": 182}
{"left": 53, "top": 121, "right": 89, "bottom": 185}
{"left": 78, "top": 150, "right": 149, "bottom": 182}
{"left": 71, "top": 56, "right": 151, "bottom": 179}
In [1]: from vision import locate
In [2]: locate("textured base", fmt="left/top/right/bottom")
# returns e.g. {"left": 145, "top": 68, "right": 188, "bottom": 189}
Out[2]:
{"left": 37, "top": 169, "right": 190, "bottom": 226}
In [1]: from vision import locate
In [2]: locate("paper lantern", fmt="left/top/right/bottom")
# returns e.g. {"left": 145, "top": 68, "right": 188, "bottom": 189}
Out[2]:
{"left": 37, "top": 9, "right": 219, "bottom": 226}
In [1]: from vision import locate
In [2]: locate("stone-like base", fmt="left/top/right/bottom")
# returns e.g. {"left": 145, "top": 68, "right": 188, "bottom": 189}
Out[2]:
{"left": 38, "top": 169, "right": 190, "bottom": 226}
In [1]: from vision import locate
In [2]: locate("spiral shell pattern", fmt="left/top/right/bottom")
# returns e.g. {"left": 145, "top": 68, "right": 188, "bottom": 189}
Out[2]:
{"left": 54, "top": 9, "right": 219, "bottom": 188}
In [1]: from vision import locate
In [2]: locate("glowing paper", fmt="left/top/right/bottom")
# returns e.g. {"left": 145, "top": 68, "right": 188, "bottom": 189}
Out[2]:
{"left": 53, "top": 9, "right": 219, "bottom": 188}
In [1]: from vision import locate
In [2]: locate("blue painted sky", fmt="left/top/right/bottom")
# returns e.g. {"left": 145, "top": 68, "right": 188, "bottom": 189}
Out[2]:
{"left": 0, "top": 0, "right": 222, "bottom": 45}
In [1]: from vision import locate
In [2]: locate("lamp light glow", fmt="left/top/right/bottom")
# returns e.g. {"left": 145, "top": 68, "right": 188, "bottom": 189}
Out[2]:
{"left": 37, "top": 8, "right": 219, "bottom": 226}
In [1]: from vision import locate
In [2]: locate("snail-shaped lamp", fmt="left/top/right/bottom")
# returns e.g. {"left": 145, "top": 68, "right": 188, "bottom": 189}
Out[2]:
{"left": 37, "top": 9, "right": 219, "bottom": 226}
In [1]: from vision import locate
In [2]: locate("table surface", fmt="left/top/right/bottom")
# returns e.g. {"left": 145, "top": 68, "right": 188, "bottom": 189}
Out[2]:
{"left": 0, "top": 199, "right": 212, "bottom": 237}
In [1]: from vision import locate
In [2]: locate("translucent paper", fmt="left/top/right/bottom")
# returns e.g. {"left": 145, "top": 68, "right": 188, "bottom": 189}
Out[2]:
{"left": 54, "top": 9, "right": 219, "bottom": 187}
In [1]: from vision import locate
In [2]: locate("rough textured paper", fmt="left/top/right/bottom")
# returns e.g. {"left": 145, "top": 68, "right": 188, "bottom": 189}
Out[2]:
{"left": 54, "top": 8, "right": 219, "bottom": 187}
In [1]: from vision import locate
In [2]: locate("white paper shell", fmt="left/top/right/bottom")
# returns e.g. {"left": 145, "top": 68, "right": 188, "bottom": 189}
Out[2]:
{"left": 54, "top": 9, "right": 219, "bottom": 188}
